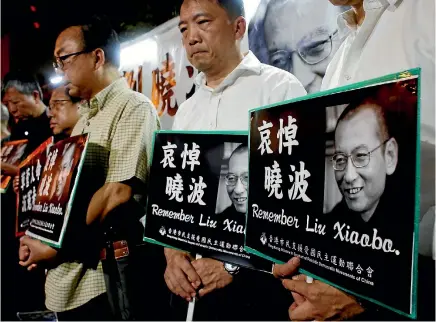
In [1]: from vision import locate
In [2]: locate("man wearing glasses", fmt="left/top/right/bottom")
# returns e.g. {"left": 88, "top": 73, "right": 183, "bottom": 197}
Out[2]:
{"left": 220, "top": 144, "right": 249, "bottom": 218}
{"left": 330, "top": 103, "right": 398, "bottom": 224}
{"left": 250, "top": 0, "right": 345, "bottom": 93}
{"left": 47, "top": 85, "right": 81, "bottom": 141}
{"left": 275, "top": 0, "right": 435, "bottom": 320}
{"left": 18, "top": 15, "right": 160, "bottom": 320}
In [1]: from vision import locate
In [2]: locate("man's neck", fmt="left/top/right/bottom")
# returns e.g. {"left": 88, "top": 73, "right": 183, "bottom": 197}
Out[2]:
{"left": 88, "top": 68, "right": 120, "bottom": 100}
{"left": 205, "top": 51, "right": 244, "bottom": 89}
{"left": 33, "top": 103, "right": 46, "bottom": 118}
{"left": 352, "top": 2, "right": 366, "bottom": 26}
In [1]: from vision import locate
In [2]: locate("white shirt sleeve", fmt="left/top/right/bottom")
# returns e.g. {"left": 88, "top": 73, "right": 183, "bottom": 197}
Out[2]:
{"left": 408, "top": 0, "right": 435, "bottom": 144}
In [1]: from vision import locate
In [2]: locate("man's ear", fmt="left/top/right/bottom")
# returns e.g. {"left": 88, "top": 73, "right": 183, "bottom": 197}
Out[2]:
{"left": 94, "top": 48, "right": 106, "bottom": 70}
{"left": 234, "top": 16, "right": 246, "bottom": 41}
{"left": 384, "top": 137, "right": 399, "bottom": 175}
{"left": 32, "top": 90, "right": 41, "bottom": 104}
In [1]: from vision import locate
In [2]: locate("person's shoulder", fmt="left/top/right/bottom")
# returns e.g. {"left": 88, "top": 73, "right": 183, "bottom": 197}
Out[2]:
{"left": 172, "top": 92, "right": 198, "bottom": 127}
{"left": 256, "top": 63, "right": 307, "bottom": 100}
{"left": 178, "top": 94, "right": 197, "bottom": 113}
{"left": 123, "top": 89, "right": 154, "bottom": 108}
{"left": 258, "top": 62, "right": 303, "bottom": 85}
{"left": 118, "top": 90, "right": 159, "bottom": 119}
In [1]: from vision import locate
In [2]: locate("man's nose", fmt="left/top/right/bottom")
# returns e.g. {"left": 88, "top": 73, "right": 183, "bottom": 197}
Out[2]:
{"left": 187, "top": 27, "right": 200, "bottom": 46}
{"left": 7, "top": 103, "right": 17, "bottom": 113}
{"left": 343, "top": 158, "right": 359, "bottom": 183}
{"left": 233, "top": 178, "right": 245, "bottom": 194}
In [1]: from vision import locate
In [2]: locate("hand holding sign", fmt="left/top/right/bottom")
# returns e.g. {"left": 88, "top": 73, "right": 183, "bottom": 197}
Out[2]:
{"left": 191, "top": 257, "right": 233, "bottom": 297}
{"left": 18, "top": 236, "right": 57, "bottom": 270}
{"left": 164, "top": 248, "right": 201, "bottom": 302}
{"left": 282, "top": 275, "right": 363, "bottom": 321}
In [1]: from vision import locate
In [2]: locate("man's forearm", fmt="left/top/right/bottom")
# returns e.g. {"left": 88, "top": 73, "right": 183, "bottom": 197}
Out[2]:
{"left": 86, "top": 182, "right": 132, "bottom": 224}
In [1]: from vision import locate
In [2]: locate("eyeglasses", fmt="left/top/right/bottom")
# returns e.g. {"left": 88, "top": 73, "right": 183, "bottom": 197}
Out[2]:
{"left": 49, "top": 100, "right": 71, "bottom": 113}
{"left": 331, "top": 139, "right": 390, "bottom": 171}
{"left": 53, "top": 51, "right": 87, "bottom": 70}
{"left": 269, "top": 29, "right": 338, "bottom": 70}
{"left": 225, "top": 172, "right": 249, "bottom": 187}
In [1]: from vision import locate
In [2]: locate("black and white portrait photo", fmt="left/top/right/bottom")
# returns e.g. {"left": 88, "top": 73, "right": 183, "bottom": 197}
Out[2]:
{"left": 215, "top": 142, "right": 249, "bottom": 216}
{"left": 248, "top": 0, "right": 348, "bottom": 93}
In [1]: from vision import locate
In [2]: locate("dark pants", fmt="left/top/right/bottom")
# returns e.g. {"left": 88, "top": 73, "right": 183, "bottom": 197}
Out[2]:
{"left": 102, "top": 242, "right": 173, "bottom": 321}
{"left": 101, "top": 201, "right": 173, "bottom": 321}
{"left": 56, "top": 293, "right": 115, "bottom": 321}
{"left": 1, "top": 192, "right": 46, "bottom": 321}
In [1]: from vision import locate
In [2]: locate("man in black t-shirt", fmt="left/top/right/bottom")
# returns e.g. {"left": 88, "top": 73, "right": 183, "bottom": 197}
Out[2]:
{"left": 1, "top": 71, "right": 51, "bottom": 320}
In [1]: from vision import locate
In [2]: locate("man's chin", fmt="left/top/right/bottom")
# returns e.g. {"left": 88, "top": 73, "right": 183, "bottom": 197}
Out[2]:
{"left": 190, "top": 58, "right": 212, "bottom": 72}
{"left": 345, "top": 198, "right": 368, "bottom": 214}
{"left": 234, "top": 205, "right": 247, "bottom": 214}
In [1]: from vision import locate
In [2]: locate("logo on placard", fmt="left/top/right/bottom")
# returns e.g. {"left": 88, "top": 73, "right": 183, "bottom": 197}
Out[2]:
{"left": 260, "top": 233, "right": 267, "bottom": 245}
{"left": 21, "top": 218, "right": 30, "bottom": 228}
{"left": 159, "top": 226, "right": 167, "bottom": 236}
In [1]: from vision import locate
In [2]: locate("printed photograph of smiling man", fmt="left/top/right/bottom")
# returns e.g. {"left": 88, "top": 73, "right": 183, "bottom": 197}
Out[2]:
{"left": 215, "top": 142, "right": 249, "bottom": 217}
{"left": 323, "top": 79, "right": 418, "bottom": 235}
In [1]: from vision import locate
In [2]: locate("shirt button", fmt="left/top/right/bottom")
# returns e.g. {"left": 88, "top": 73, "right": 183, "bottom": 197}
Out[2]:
{"left": 344, "top": 74, "right": 351, "bottom": 81}
{"left": 86, "top": 121, "right": 90, "bottom": 126}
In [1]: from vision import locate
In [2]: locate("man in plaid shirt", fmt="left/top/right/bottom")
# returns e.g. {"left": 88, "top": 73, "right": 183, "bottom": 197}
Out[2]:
{"left": 18, "top": 15, "right": 160, "bottom": 320}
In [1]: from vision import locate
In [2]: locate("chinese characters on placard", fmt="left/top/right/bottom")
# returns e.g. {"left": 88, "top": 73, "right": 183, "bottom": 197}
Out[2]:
{"left": 259, "top": 115, "right": 311, "bottom": 202}
{"left": 161, "top": 142, "right": 207, "bottom": 206}
{"left": 20, "top": 162, "right": 42, "bottom": 213}
{"left": 37, "top": 148, "right": 59, "bottom": 198}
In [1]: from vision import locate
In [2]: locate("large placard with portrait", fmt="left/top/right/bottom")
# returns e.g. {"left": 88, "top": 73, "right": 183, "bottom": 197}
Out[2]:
{"left": 144, "top": 131, "right": 272, "bottom": 272}
{"left": 16, "top": 137, "right": 54, "bottom": 237}
{"left": 245, "top": 69, "right": 421, "bottom": 318}
{"left": 26, "top": 134, "right": 89, "bottom": 248}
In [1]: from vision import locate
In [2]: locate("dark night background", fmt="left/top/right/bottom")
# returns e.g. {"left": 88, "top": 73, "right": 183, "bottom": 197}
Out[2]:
{"left": 1, "top": 0, "right": 182, "bottom": 83}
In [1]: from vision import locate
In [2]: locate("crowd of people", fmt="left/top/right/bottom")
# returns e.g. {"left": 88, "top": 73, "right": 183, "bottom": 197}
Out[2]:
{"left": 1, "top": 0, "right": 434, "bottom": 321}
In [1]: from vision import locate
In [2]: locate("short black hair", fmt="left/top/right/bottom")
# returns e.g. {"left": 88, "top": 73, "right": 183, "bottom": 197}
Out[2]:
{"left": 52, "top": 84, "right": 82, "bottom": 104}
{"left": 75, "top": 15, "right": 120, "bottom": 68}
{"left": 217, "top": 0, "right": 245, "bottom": 20}
{"left": 229, "top": 143, "right": 248, "bottom": 161}
{"left": 1, "top": 70, "right": 43, "bottom": 100}
{"left": 336, "top": 98, "right": 390, "bottom": 145}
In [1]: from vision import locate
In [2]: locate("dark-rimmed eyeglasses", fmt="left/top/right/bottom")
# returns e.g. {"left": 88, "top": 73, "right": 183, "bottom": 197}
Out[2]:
{"left": 53, "top": 51, "right": 87, "bottom": 70}
{"left": 269, "top": 29, "right": 338, "bottom": 70}
{"left": 331, "top": 139, "right": 390, "bottom": 171}
{"left": 225, "top": 172, "right": 249, "bottom": 187}
{"left": 49, "top": 100, "right": 71, "bottom": 113}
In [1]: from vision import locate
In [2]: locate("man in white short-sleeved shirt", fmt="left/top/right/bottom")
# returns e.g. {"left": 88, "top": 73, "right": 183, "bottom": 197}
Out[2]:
{"left": 167, "top": 0, "right": 306, "bottom": 319}
{"left": 274, "top": 1, "right": 435, "bottom": 321}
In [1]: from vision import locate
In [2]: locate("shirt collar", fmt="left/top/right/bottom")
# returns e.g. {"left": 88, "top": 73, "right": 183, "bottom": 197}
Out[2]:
{"left": 81, "top": 77, "right": 128, "bottom": 116}
{"left": 194, "top": 51, "right": 262, "bottom": 92}
{"left": 337, "top": 0, "right": 402, "bottom": 34}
